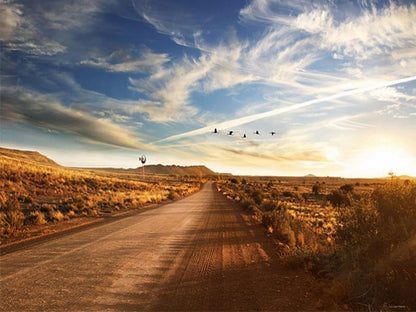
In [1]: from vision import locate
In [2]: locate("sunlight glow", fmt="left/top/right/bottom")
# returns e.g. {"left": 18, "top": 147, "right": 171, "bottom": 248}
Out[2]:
{"left": 354, "top": 146, "right": 415, "bottom": 177}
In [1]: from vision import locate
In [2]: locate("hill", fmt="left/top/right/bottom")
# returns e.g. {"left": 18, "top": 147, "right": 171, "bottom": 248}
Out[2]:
{"left": 140, "top": 164, "right": 216, "bottom": 177}
{"left": 0, "top": 147, "right": 216, "bottom": 177}
{"left": 0, "top": 147, "right": 60, "bottom": 167}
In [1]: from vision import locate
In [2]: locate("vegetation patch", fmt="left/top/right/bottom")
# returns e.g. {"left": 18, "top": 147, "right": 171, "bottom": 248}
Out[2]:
{"left": 0, "top": 152, "right": 202, "bottom": 244}
{"left": 218, "top": 176, "right": 416, "bottom": 310}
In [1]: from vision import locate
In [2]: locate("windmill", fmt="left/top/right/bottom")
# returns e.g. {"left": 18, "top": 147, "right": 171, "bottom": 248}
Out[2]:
{"left": 139, "top": 155, "right": 146, "bottom": 179}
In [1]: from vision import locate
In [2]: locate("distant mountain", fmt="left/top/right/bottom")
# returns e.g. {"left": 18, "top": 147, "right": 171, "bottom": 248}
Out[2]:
{"left": 0, "top": 147, "right": 60, "bottom": 167}
{"left": 140, "top": 164, "right": 216, "bottom": 177}
{"left": 305, "top": 174, "right": 317, "bottom": 177}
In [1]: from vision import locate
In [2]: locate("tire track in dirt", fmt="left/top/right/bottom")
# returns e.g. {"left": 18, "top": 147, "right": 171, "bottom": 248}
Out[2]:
{"left": 152, "top": 183, "right": 322, "bottom": 311}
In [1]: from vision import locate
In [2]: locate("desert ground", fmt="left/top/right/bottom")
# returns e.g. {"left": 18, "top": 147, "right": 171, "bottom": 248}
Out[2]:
{"left": 1, "top": 147, "right": 415, "bottom": 311}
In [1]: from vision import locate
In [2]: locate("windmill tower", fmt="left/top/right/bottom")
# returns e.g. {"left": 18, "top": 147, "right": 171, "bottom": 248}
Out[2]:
{"left": 139, "top": 155, "right": 146, "bottom": 179}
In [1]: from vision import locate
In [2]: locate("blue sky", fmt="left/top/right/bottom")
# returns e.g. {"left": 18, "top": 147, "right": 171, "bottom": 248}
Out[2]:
{"left": 1, "top": 0, "right": 415, "bottom": 177}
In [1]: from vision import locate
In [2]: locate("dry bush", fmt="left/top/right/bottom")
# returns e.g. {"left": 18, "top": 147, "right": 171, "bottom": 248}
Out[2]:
{"left": 332, "top": 180, "right": 416, "bottom": 309}
{"left": 167, "top": 189, "right": 181, "bottom": 200}
{"left": 50, "top": 210, "right": 65, "bottom": 222}
{"left": 26, "top": 211, "right": 47, "bottom": 225}
{"left": 0, "top": 198, "right": 25, "bottom": 235}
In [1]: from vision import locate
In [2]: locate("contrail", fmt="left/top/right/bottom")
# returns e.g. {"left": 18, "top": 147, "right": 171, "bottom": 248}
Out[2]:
{"left": 156, "top": 75, "right": 416, "bottom": 143}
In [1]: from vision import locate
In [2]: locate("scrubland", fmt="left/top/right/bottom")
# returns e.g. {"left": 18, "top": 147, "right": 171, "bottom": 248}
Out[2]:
{"left": 0, "top": 155, "right": 201, "bottom": 244}
{"left": 219, "top": 176, "right": 416, "bottom": 310}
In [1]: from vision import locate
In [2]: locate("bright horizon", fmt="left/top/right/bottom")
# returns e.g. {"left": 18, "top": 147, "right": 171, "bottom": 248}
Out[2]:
{"left": 1, "top": 0, "right": 416, "bottom": 178}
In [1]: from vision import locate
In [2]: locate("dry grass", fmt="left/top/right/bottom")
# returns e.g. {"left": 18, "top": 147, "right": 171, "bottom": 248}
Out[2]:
{"left": 0, "top": 155, "right": 201, "bottom": 240}
{"left": 219, "top": 176, "right": 416, "bottom": 310}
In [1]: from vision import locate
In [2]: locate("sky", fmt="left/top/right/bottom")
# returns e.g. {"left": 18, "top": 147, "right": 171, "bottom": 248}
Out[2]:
{"left": 1, "top": 0, "right": 416, "bottom": 177}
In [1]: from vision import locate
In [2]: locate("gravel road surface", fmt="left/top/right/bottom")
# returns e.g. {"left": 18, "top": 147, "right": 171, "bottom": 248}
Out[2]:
{"left": 0, "top": 182, "right": 320, "bottom": 311}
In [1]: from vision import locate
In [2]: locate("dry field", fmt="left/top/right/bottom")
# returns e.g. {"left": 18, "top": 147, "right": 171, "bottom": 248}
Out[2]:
{"left": 218, "top": 176, "right": 416, "bottom": 310}
{"left": 0, "top": 148, "right": 202, "bottom": 245}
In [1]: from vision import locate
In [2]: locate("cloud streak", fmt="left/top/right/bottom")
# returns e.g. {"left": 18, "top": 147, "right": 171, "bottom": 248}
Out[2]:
{"left": 1, "top": 87, "right": 150, "bottom": 150}
{"left": 80, "top": 49, "right": 169, "bottom": 73}
{"left": 157, "top": 75, "right": 416, "bottom": 143}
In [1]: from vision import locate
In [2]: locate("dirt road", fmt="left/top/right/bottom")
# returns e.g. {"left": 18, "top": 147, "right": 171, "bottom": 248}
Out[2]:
{"left": 0, "top": 182, "right": 322, "bottom": 311}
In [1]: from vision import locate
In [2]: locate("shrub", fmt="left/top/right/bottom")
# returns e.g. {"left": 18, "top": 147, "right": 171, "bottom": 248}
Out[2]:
{"left": 50, "top": 210, "right": 65, "bottom": 222}
{"left": 327, "top": 189, "right": 351, "bottom": 207}
{"left": 260, "top": 200, "right": 276, "bottom": 212}
{"left": 30, "top": 211, "right": 47, "bottom": 225}
{"left": 282, "top": 191, "right": 294, "bottom": 197}
{"left": 262, "top": 209, "right": 295, "bottom": 246}
{"left": 251, "top": 189, "right": 263, "bottom": 205}
{"left": 340, "top": 184, "right": 354, "bottom": 193}
{"left": 240, "top": 198, "right": 255, "bottom": 210}
{"left": 333, "top": 180, "right": 416, "bottom": 308}
{"left": 168, "top": 191, "right": 180, "bottom": 200}
{"left": 0, "top": 198, "right": 24, "bottom": 235}
{"left": 312, "top": 183, "right": 321, "bottom": 195}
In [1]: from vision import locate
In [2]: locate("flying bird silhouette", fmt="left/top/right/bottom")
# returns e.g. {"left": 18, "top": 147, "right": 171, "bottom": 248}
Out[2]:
{"left": 243, "top": 134, "right": 246, "bottom": 138}
{"left": 213, "top": 128, "right": 218, "bottom": 133}
{"left": 254, "top": 130, "right": 260, "bottom": 135}
{"left": 270, "top": 131, "right": 276, "bottom": 135}
{"left": 228, "top": 131, "right": 234, "bottom": 135}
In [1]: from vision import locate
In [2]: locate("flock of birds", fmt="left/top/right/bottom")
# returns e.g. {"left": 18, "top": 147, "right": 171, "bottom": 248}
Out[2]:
{"left": 213, "top": 128, "right": 276, "bottom": 138}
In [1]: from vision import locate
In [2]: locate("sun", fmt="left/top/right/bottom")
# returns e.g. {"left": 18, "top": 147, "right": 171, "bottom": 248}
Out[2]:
{"left": 353, "top": 146, "right": 415, "bottom": 178}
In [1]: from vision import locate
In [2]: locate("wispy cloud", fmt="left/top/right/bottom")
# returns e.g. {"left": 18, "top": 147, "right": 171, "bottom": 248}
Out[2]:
{"left": 0, "top": 2, "right": 23, "bottom": 41}
{"left": 370, "top": 87, "right": 416, "bottom": 103}
{"left": 131, "top": 0, "right": 202, "bottom": 47}
{"left": 127, "top": 54, "right": 207, "bottom": 122}
{"left": 371, "top": 87, "right": 416, "bottom": 117}
{"left": 0, "top": 0, "right": 115, "bottom": 56}
{"left": 240, "top": 0, "right": 416, "bottom": 60}
{"left": 80, "top": 49, "right": 169, "bottom": 73}
{"left": 158, "top": 75, "right": 416, "bottom": 142}
{"left": 131, "top": 0, "right": 416, "bottom": 127}
{"left": 0, "top": 87, "right": 150, "bottom": 150}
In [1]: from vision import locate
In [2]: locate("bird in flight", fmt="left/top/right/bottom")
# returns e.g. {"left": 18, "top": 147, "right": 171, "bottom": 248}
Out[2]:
{"left": 243, "top": 134, "right": 246, "bottom": 138}
{"left": 254, "top": 130, "right": 260, "bottom": 135}
{"left": 270, "top": 131, "right": 276, "bottom": 135}
{"left": 228, "top": 131, "right": 234, "bottom": 135}
{"left": 214, "top": 128, "right": 218, "bottom": 133}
